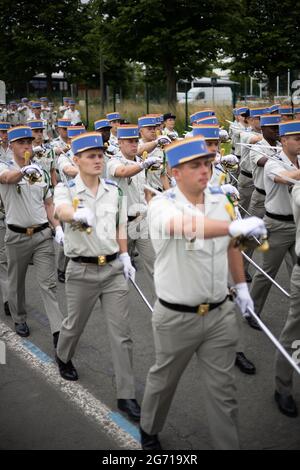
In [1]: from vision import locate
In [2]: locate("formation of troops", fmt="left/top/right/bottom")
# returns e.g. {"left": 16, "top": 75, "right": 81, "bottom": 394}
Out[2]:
{"left": 1, "top": 96, "right": 300, "bottom": 450}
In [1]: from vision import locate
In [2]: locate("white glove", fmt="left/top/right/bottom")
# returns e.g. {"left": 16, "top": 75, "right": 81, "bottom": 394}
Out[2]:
{"left": 119, "top": 252, "right": 136, "bottom": 281}
{"left": 233, "top": 282, "right": 253, "bottom": 318}
{"left": 21, "top": 163, "right": 43, "bottom": 177}
{"left": 229, "top": 216, "right": 267, "bottom": 239}
{"left": 219, "top": 129, "right": 229, "bottom": 142}
{"left": 140, "top": 156, "right": 162, "bottom": 170}
{"left": 166, "top": 131, "right": 178, "bottom": 141}
{"left": 156, "top": 135, "right": 172, "bottom": 147}
{"left": 33, "top": 145, "right": 44, "bottom": 154}
{"left": 221, "top": 184, "right": 240, "bottom": 199}
{"left": 73, "top": 207, "right": 95, "bottom": 227}
{"left": 54, "top": 226, "right": 64, "bottom": 245}
{"left": 215, "top": 154, "right": 239, "bottom": 165}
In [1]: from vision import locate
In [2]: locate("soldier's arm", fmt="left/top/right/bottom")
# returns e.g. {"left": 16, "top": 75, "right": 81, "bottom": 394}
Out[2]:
{"left": 227, "top": 242, "right": 246, "bottom": 284}
{"left": 44, "top": 197, "right": 61, "bottom": 228}
{"left": 55, "top": 203, "right": 75, "bottom": 223}
{"left": 137, "top": 140, "right": 157, "bottom": 156}
{"left": 0, "top": 169, "right": 23, "bottom": 184}
{"left": 117, "top": 223, "right": 128, "bottom": 254}
{"left": 113, "top": 162, "right": 143, "bottom": 178}
{"left": 168, "top": 213, "right": 230, "bottom": 239}
{"left": 274, "top": 168, "right": 300, "bottom": 185}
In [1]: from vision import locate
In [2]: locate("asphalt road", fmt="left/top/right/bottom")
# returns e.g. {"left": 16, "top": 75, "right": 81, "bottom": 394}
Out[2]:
{"left": 0, "top": 249, "right": 300, "bottom": 450}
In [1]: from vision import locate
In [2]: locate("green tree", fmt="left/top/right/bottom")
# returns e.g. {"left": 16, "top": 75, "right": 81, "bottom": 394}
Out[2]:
{"left": 227, "top": 0, "right": 300, "bottom": 95}
{"left": 0, "top": 0, "right": 90, "bottom": 96}
{"left": 91, "top": 0, "right": 241, "bottom": 106}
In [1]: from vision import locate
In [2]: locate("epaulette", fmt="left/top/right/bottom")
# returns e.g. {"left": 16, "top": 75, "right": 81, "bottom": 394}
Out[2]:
{"left": 67, "top": 179, "right": 76, "bottom": 188}
{"left": 104, "top": 179, "right": 123, "bottom": 197}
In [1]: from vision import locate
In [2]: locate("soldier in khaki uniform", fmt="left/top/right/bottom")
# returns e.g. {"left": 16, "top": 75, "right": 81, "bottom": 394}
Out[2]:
{"left": 274, "top": 179, "right": 300, "bottom": 418}
{"left": 139, "top": 136, "right": 267, "bottom": 450}
{"left": 106, "top": 112, "right": 121, "bottom": 153}
{"left": 238, "top": 108, "right": 267, "bottom": 211}
{"left": 249, "top": 121, "right": 300, "bottom": 329}
{"left": 137, "top": 116, "right": 170, "bottom": 193}
{"left": 106, "top": 125, "right": 159, "bottom": 297}
{"left": 54, "top": 132, "right": 141, "bottom": 422}
{"left": 0, "top": 126, "right": 63, "bottom": 342}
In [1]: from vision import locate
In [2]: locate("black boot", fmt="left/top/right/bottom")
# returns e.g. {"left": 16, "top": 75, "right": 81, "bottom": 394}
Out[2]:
{"left": 117, "top": 399, "right": 141, "bottom": 422}
{"left": 57, "top": 269, "right": 65, "bottom": 283}
{"left": 15, "top": 322, "right": 30, "bottom": 337}
{"left": 140, "top": 427, "right": 162, "bottom": 451}
{"left": 235, "top": 352, "right": 256, "bottom": 374}
{"left": 53, "top": 331, "right": 59, "bottom": 349}
{"left": 274, "top": 391, "right": 298, "bottom": 417}
{"left": 4, "top": 301, "right": 11, "bottom": 316}
{"left": 55, "top": 353, "right": 78, "bottom": 381}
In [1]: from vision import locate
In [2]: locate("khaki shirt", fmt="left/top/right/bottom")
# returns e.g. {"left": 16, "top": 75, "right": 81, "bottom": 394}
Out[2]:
{"left": 0, "top": 159, "right": 51, "bottom": 226}
{"left": 0, "top": 145, "right": 13, "bottom": 162}
{"left": 264, "top": 151, "right": 300, "bottom": 215}
{"left": 54, "top": 176, "right": 127, "bottom": 257}
{"left": 140, "top": 139, "right": 166, "bottom": 191}
{"left": 57, "top": 150, "right": 76, "bottom": 177}
{"left": 250, "top": 139, "right": 281, "bottom": 190}
{"left": 148, "top": 186, "right": 231, "bottom": 305}
{"left": 292, "top": 185, "right": 300, "bottom": 256}
{"left": 240, "top": 130, "right": 260, "bottom": 173}
{"left": 229, "top": 121, "right": 245, "bottom": 157}
{"left": 106, "top": 153, "right": 147, "bottom": 216}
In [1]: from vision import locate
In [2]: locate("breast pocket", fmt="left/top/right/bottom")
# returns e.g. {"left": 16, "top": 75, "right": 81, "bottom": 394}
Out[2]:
{"left": 96, "top": 205, "right": 118, "bottom": 240}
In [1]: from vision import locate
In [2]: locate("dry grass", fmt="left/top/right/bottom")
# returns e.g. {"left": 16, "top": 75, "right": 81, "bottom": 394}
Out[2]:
{"left": 78, "top": 101, "right": 234, "bottom": 135}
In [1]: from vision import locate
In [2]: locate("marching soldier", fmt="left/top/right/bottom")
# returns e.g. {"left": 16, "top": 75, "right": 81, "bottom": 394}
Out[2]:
{"left": 137, "top": 116, "right": 170, "bottom": 192}
{"left": 7, "top": 101, "right": 21, "bottom": 126}
{"left": 53, "top": 132, "right": 141, "bottom": 422}
{"left": 28, "top": 119, "right": 57, "bottom": 188}
{"left": 59, "top": 97, "right": 71, "bottom": 117}
{"left": 237, "top": 108, "right": 266, "bottom": 212}
{"left": 17, "top": 98, "right": 31, "bottom": 124}
{"left": 106, "top": 124, "right": 158, "bottom": 296}
{"left": 279, "top": 106, "right": 294, "bottom": 122}
{"left": 0, "top": 122, "right": 11, "bottom": 316}
{"left": 139, "top": 136, "right": 266, "bottom": 450}
{"left": 0, "top": 126, "right": 63, "bottom": 343}
{"left": 94, "top": 118, "right": 116, "bottom": 177}
{"left": 249, "top": 121, "right": 300, "bottom": 329}
{"left": 51, "top": 118, "right": 72, "bottom": 156}
{"left": 274, "top": 179, "right": 300, "bottom": 418}
{"left": 57, "top": 126, "right": 86, "bottom": 180}
{"left": 63, "top": 99, "right": 82, "bottom": 125}
{"left": 106, "top": 112, "right": 122, "bottom": 153}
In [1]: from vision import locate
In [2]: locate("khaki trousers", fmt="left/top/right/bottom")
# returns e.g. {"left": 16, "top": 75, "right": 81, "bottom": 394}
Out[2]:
{"left": 57, "top": 258, "right": 136, "bottom": 398}
{"left": 5, "top": 227, "right": 63, "bottom": 333}
{"left": 0, "top": 220, "right": 8, "bottom": 303}
{"left": 275, "top": 264, "right": 300, "bottom": 395}
{"left": 141, "top": 299, "right": 240, "bottom": 450}
{"left": 237, "top": 172, "right": 254, "bottom": 213}
{"left": 250, "top": 217, "right": 296, "bottom": 315}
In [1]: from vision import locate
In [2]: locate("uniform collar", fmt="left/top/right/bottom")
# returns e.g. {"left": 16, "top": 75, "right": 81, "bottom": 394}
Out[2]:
{"left": 74, "top": 174, "right": 108, "bottom": 198}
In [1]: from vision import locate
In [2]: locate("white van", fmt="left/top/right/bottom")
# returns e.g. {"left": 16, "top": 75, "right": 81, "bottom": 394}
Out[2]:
{"left": 178, "top": 86, "right": 232, "bottom": 105}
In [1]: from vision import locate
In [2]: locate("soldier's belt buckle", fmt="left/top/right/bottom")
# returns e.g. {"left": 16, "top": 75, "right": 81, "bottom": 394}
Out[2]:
{"left": 26, "top": 227, "right": 34, "bottom": 236}
{"left": 98, "top": 255, "right": 107, "bottom": 266}
{"left": 197, "top": 303, "right": 209, "bottom": 316}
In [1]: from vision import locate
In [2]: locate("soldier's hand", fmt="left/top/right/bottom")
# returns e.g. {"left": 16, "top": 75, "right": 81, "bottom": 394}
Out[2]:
{"left": 33, "top": 145, "right": 44, "bottom": 154}
{"left": 54, "top": 226, "right": 64, "bottom": 246}
{"left": 233, "top": 282, "right": 253, "bottom": 318}
{"left": 119, "top": 252, "right": 136, "bottom": 281}
{"left": 21, "top": 163, "right": 43, "bottom": 177}
{"left": 219, "top": 129, "right": 229, "bottom": 142}
{"left": 73, "top": 207, "right": 95, "bottom": 227}
{"left": 221, "top": 184, "right": 240, "bottom": 199}
{"left": 215, "top": 154, "right": 239, "bottom": 166}
{"left": 229, "top": 217, "right": 267, "bottom": 239}
{"left": 156, "top": 135, "right": 172, "bottom": 147}
{"left": 140, "top": 156, "right": 162, "bottom": 170}
{"left": 54, "top": 147, "right": 64, "bottom": 155}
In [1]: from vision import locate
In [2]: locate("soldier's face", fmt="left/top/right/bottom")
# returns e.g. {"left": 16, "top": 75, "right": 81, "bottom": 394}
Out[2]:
{"left": 58, "top": 127, "right": 68, "bottom": 139}
{"left": 205, "top": 140, "right": 219, "bottom": 155}
{"left": 0, "top": 130, "right": 8, "bottom": 143}
{"left": 32, "top": 129, "right": 43, "bottom": 143}
{"left": 173, "top": 157, "right": 214, "bottom": 193}
{"left": 11, "top": 139, "right": 33, "bottom": 160}
{"left": 281, "top": 135, "right": 300, "bottom": 156}
{"left": 262, "top": 126, "right": 279, "bottom": 142}
{"left": 110, "top": 120, "right": 120, "bottom": 129}
{"left": 74, "top": 149, "right": 104, "bottom": 176}
{"left": 119, "top": 138, "right": 138, "bottom": 158}
{"left": 140, "top": 126, "right": 157, "bottom": 142}
{"left": 281, "top": 114, "right": 294, "bottom": 122}
{"left": 99, "top": 128, "right": 111, "bottom": 143}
